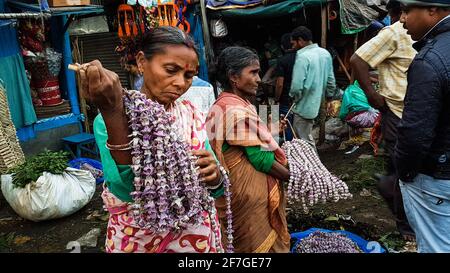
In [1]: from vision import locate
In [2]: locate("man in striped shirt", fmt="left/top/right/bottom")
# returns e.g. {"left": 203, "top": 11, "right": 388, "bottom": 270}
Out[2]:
{"left": 350, "top": 0, "right": 417, "bottom": 240}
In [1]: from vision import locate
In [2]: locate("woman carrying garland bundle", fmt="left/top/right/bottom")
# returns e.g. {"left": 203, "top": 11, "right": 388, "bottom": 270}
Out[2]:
{"left": 79, "top": 27, "right": 225, "bottom": 253}
{"left": 206, "top": 46, "right": 291, "bottom": 253}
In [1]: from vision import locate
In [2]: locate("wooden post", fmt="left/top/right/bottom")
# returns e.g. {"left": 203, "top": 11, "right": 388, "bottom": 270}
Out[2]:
{"left": 336, "top": 53, "right": 352, "bottom": 83}
{"left": 199, "top": 0, "right": 213, "bottom": 63}
{"left": 354, "top": 32, "right": 359, "bottom": 53}
{"left": 72, "top": 38, "right": 90, "bottom": 134}
{"left": 320, "top": 3, "right": 327, "bottom": 49}
{"left": 318, "top": 2, "right": 328, "bottom": 146}
{"left": 199, "top": 0, "right": 217, "bottom": 97}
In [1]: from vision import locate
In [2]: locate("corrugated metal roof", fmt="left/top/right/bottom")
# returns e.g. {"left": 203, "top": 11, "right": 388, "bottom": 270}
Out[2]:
{"left": 73, "top": 32, "right": 130, "bottom": 88}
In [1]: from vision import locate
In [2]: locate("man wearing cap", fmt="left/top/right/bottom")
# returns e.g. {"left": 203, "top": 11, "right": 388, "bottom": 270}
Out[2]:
{"left": 394, "top": 0, "right": 450, "bottom": 252}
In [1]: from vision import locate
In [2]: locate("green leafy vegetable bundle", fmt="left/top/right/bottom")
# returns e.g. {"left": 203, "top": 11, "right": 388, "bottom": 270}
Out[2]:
{"left": 8, "top": 150, "right": 69, "bottom": 188}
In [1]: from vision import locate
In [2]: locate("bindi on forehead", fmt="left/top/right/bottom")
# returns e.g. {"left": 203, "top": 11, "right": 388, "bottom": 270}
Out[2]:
{"left": 184, "top": 63, "right": 199, "bottom": 72}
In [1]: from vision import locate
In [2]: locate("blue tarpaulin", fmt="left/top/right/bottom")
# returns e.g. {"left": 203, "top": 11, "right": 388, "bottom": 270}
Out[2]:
{"left": 0, "top": 0, "right": 38, "bottom": 130}
{"left": 291, "top": 228, "right": 387, "bottom": 253}
{"left": 185, "top": 5, "right": 209, "bottom": 82}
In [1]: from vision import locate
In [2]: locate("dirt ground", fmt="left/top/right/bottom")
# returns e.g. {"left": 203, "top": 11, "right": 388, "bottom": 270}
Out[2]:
{"left": 0, "top": 183, "right": 107, "bottom": 253}
{"left": 0, "top": 142, "right": 413, "bottom": 253}
{"left": 288, "top": 143, "right": 413, "bottom": 252}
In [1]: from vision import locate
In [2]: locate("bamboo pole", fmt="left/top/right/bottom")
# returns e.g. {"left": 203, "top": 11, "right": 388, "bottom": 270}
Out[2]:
{"left": 0, "top": 12, "right": 51, "bottom": 19}
{"left": 318, "top": 2, "right": 328, "bottom": 146}
{"left": 336, "top": 53, "right": 352, "bottom": 83}
{"left": 71, "top": 38, "right": 91, "bottom": 134}
{"left": 199, "top": 0, "right": 214, "bottom": 66}
{"left": 320, "top": 3, "right": 327, "bottom": 49}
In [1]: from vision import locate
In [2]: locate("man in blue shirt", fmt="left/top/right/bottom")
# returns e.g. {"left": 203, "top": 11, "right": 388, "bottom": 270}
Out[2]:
{"left": 289, "top": 26, "right": 337, "bottom": 149}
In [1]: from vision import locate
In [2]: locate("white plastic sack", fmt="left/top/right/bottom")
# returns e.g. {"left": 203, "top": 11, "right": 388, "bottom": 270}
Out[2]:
{"left": 1, "top": 167, "right": 96, "bottom": 222}
{"left": 325, "top": 118, "right": 345, "bottom": 135}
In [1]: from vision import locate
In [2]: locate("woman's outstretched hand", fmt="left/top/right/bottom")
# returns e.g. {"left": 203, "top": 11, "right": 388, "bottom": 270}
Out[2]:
{"left": 76, "top": 60, "right": 131, "bottom": 165}
{"left": 78, "top": 60, "right": 123, "bottom": 114}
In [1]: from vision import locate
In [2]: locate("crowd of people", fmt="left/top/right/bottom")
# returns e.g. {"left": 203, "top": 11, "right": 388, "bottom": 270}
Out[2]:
{"left": 76, "top": 0, "right": 450, "bottom": 253}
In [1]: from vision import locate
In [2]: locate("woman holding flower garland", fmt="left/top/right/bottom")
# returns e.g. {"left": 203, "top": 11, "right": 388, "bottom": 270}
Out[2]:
{"left": 206, "top": 46, "right": 291, "bottom": 253}
{"left": 79, "top": 27, "right": 224, "bottom": 253}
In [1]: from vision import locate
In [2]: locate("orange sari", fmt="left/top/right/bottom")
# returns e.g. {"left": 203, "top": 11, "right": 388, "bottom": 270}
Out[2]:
{"left": 206, "top": 92, "right": 290, "bottom": 253}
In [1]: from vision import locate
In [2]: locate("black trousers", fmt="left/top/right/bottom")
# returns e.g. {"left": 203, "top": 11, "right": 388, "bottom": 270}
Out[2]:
{"left": 379, "top": 108, "right": 414, "bottom": 236}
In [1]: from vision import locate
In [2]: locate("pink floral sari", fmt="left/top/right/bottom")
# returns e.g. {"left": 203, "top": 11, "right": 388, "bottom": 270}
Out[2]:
{"left": 102, "top": 100, "right": 222, "bottom": 253}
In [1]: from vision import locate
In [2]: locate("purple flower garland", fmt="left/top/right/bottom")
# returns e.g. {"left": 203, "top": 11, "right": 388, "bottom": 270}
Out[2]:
{"left": 282, "top": 139, "right": 352, "bottom": 213}
{"left": 219, "top": 165, "right": 234, "bottom": 253}
{"left": 122, "top": 89, "right": 234, "bottom": 253}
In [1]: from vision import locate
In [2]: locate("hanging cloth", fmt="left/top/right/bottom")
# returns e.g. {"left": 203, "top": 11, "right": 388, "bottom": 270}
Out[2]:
{"left": 0, "top": 24, "right": 37, "bottom": 129}
{"left": 0, "top": 53, "right": 38, "bottom": 128}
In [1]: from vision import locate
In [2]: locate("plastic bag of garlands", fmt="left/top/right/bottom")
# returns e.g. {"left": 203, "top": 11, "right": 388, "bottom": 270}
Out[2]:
{"left": 0, "top": 168, "right": 96, "bottom": 222}
{"left": 24, "top": 48, "right": 62, "bottom": 81}
{"left": 45, "top": 48, "right": 63, "bottom": 77}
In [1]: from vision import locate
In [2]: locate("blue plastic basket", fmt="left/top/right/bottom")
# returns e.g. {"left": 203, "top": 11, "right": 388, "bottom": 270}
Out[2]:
{"left": 291, "top": 228, "right": 386, "bottom": 253}
{"left": 68, "top": 157, "right": 104, "bottom": 184}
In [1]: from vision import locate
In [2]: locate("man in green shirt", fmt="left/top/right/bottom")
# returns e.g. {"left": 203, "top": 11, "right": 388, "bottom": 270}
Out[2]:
{"left": 289, "top": 26, "right": 337, "bottom": 150}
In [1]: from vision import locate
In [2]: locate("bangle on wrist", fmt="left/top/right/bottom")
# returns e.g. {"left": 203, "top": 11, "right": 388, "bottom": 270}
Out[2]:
{"left": 206, "top": 171, "right": 224, "bottom": 190}
{"left": 105, "top": 141, "right": 132, "bottom": 151}
{"left": 206, "top": 180, "right": 223, "bottom": 190}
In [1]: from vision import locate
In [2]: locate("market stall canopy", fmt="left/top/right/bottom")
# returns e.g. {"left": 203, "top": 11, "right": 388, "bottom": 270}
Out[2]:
{"left": 207, "top": 0, "right": 262, "bottom": 10}
{"left": 6, "top": 0, "right": 104, "bottom": 16}
{"left": 339, "top": 0, "right": 387, "bottom": 34}
{"left": 207, "top": 0, "right": 327, "bottom": 19}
